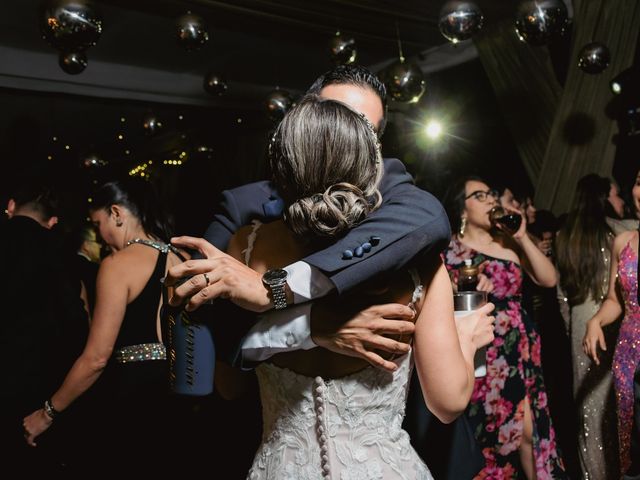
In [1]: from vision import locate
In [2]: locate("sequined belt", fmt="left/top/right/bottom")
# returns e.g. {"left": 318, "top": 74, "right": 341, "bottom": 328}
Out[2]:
{"left": 113, "top": 343, "right": 166, "bottom": 364}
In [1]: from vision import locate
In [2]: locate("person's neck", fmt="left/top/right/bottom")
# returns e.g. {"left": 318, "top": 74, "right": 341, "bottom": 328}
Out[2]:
{"left": 11, "top": 211, "right": 51, "bottom": 229}
{"left": 462, "top": 225, "right": 493, "bottom": 247}
{"left": 115, "top": 226, "right": 153, "bottom": 251}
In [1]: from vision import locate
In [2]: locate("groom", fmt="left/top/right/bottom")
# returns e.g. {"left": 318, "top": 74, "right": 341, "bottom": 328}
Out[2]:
{"left": 166, "top": 65, "right": 487, "bottom": 479}
{"left": 167, "top": 65, "right": 449, "bottom": 368}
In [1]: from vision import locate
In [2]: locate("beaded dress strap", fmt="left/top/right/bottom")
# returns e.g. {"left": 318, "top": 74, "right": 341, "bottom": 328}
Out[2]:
{"left": 126, "top": 238, "right": 186, "bottom": 261}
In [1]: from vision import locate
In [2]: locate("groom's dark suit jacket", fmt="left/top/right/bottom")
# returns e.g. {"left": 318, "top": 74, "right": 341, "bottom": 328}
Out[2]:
{"left": 200, "top": 158, "right": 450, "bottom": 362}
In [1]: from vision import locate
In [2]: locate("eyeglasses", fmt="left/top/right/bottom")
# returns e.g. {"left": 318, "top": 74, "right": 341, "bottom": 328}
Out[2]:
{"left": 465, "top": 189, "right": 499, "bottom": 202}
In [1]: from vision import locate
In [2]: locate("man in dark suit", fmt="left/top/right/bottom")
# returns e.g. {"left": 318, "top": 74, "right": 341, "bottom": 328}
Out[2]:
{"left": 0, "top": 177, "right": 88, "bottom": 473}
{"left": 165, "top": 65, "right": 489, "bottom": 478}
{"left": 168, "top": 65, "right": 450, "bottom": 367}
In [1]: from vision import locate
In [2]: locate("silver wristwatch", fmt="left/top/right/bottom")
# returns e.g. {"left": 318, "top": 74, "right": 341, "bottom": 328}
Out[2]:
{"left": 262, "top": 268, "right": 288, "bottom": 310}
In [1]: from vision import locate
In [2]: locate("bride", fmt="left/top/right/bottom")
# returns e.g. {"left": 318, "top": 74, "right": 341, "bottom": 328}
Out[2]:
{"left": 221, "top": 94, "right": 494, "bottom": 479}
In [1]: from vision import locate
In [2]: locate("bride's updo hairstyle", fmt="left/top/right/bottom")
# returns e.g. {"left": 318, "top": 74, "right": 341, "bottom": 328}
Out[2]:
{"left": 269, "top": 95, "right": 383, "bottom": 238}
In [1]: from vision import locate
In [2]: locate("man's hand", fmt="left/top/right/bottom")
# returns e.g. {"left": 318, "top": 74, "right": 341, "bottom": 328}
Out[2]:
{"left": 165, "top": 236, "right": 271, "bottom": 313}
{"left": 311, "top": 301, "right": 416, "bottom": 372}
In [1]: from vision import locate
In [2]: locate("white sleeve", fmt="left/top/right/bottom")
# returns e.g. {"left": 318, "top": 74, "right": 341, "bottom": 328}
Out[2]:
{"left": 240, "top": 261, "right": 334, "bottom": 362}
{"left": 284, "top": 261, "right": 334, "bottom": 303}
{"left": 241, "top": 303, "right": 317, "bottom": 361}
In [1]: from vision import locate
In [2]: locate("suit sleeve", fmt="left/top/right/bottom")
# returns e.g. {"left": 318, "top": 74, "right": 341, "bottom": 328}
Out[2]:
{"left": 195, "top": 184, "right": 280, "bottom": 364}
{"left": 202, "top": 189, "right": 244, "bottom": 253}
{"left": 302, "top": 158, "right": 451, "bottom": 294}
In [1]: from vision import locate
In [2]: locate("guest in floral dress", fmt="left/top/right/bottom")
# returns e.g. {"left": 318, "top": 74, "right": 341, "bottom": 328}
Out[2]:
{"left": 443, "top": 176, "right": 567, "bottom": 479}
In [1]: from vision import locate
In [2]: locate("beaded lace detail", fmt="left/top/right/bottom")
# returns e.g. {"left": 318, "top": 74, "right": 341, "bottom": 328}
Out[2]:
{"left": 248, "top": 353, "right": 432, "bottom": 479}
{"left": 245, "top": 234, "right": 430, "bottom": 478}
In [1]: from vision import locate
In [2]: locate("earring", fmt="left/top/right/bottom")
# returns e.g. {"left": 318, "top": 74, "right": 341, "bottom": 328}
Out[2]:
{"left": 459, "top": 217, "right": 467, "bottom": 237}
{"left": 115, "top": 217, "right": 123, "bottom": 227}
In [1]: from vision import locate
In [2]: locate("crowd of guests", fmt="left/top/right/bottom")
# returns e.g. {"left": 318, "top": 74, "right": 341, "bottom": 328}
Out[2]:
{"left": 1, "top": 63, "right": 639, "bottom": 480}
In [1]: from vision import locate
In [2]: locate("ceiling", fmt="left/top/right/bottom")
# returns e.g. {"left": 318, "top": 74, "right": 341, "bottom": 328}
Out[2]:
{"left": 0, "top": 0, "right": 519, "bottom": 109}
{"left": 0, "top": 0, "right": 543, "bottom": 235}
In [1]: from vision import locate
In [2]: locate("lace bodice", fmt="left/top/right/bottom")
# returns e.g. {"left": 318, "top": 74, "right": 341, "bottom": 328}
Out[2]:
{"left": 249, "top": 353, "right": 431, "bottom": 479}
{"left": 244, "top": 220, "right": 431, "bottom": 479}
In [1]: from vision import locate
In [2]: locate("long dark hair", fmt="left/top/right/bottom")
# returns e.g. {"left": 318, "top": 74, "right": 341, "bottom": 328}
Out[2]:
{"left": 443, "top": 174, "right": 525, "bottom": 262}
{"left": 442, "top": 175, "right": 485, "bottom": 235}
{"left": 556, "top": 174, "right": 613, "bottom": 305}
{"left": 90, "top": 177, "right": 173, "bottom": 243}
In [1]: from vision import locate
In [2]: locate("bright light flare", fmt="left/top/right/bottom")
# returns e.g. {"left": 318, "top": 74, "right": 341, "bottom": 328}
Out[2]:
{"left": 425, "top": 120, "right": 443, "bottom": 139}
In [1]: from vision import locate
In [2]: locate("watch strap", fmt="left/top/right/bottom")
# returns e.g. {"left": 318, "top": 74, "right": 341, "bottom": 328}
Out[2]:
{"left": 270, "top": 282, "right": 288, "bottom": 310}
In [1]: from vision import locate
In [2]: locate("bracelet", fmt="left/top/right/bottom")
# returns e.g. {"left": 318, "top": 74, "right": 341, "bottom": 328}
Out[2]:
{"left": 43, "top": 399, "right": 60, "bottom": 420}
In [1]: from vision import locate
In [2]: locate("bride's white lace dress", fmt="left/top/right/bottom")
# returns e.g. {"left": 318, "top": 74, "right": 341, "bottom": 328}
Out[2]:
{"left": 244, "top": 221, "right": 433, "bottom": 479}
{"left": 247, "top": 351, "right": 433, "bottom": 480}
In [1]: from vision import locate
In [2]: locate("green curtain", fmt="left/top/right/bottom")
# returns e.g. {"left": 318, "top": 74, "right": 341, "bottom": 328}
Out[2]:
{"left": 474, "top": 20, "right": 561, "bottom": 184}
{"left": 536, "top": 0, "right": 640, "bottom": 214}
{"left": 475, "top": 1, "right": 640, "bottom": 214}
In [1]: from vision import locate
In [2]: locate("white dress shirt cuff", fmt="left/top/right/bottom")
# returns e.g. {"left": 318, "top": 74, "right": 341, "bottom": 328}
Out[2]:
{"left": 241, "top": 303, "right": 317, "bottom": 362}
{"left": 284, "top": 261, "right": 334, "bottom": 303}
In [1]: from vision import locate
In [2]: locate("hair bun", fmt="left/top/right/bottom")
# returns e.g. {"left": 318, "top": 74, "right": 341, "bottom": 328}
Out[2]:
{"left": 284, "top": 182, "right": 377, "bottom": 237}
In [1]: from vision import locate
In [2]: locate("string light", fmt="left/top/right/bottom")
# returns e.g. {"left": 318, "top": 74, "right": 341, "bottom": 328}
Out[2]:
{"left": 129, "top": 162, "right": 152, "bottom": 177}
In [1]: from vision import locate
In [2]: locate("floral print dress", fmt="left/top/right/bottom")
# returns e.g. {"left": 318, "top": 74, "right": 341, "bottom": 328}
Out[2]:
{"left": 444, "top": 238, "right": 567, "bottom": 479}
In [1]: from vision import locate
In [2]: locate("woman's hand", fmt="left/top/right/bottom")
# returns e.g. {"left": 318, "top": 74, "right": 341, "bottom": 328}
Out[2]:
{"left": 455, "top": 302, "right": 496, "bottom": 350}
{"left": 503, "top": 206, "right": 527, "bottom": 240}
{"left": 583, "top": 318, "right": 607, "bottom": 365}
{"left": 476, "top": 261, "right": 494, "bottom": 293}
{"left": 23, "top": 409, "right": 53, "bottom": 447}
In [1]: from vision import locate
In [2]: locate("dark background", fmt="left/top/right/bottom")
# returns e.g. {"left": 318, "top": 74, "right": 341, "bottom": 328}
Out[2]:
{"left": 2, "top": 0, "right": 634, "bottom": 237}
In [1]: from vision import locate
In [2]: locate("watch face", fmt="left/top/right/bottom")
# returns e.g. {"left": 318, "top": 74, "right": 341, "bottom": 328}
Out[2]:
{"left": 263, "top": 268, "right": 288, "bottom": 284}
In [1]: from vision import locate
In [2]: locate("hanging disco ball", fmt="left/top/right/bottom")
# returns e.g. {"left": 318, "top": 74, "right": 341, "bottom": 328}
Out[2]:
{"left": 265, "top": 90, "right": 293, "bottom": 122}
{"left": 438, "top": 1, "right": 484, "bottom": 44}
{"left": 203, "top": 72, "right": 228, "bottom": 96}
{"left": 59, "top": 50, "right": 88, "bottom": 74}
{"left": 176, "top": 13, "right": 209, "bottom": 51}
{"left": 329, "top": 33, "right": 357, "bottom": 65}
{"left": 143, "top": 114, "right": 163, "bottom": 135}
{"left": 578, "top": 42, "right": 610, "bottom": 74}
{"left": 41, "top": 0, "right": 103, "bottom": 51}
{"left": 515, "top": 0, "right": 569, "bottom": 46}
{"left": 384, "top": 61, "right": 426, "bottom": 103}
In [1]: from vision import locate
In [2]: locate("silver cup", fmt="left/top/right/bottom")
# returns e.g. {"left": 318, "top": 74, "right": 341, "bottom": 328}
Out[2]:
{"left": 454, "top": 291, "right": 488, "bottom": 377}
